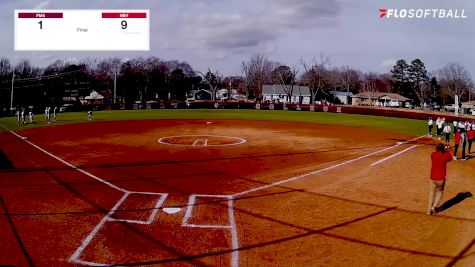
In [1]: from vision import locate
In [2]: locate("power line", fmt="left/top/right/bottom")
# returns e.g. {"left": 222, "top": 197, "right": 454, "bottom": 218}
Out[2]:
{"left": 0, "top": 69, "right": 83, "bottom": 83}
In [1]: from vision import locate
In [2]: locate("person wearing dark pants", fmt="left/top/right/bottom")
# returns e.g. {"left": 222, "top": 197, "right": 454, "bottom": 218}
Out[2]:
{"left": 453, "top": 130, "right": 461, "bottom": 160}
{"left": 468, "top": 126, "right": 475, "bottom": 153}
{"left": 443, "top": 123, "right": 451, "bottom": 148}
{"left": 428, "top": 117, "right": 433, "bottom": 137}
{"left": 461, "top": 132, "right": 467, "bottom": 161}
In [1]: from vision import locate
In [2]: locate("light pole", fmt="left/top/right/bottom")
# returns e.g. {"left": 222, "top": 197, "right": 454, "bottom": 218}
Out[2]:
{"left": 113, "top": 69, "right": 117, "bottom": 104}
{"left": 10, "top": 71, "right": 15, "bottom": 115}
{"left": 113, "top": 58, "right": 129, "bottom": 104}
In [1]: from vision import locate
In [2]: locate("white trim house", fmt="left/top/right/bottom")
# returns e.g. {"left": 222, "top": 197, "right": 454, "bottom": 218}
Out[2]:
{"left": 262, "top": 84, "right": 311, "bottom": 104}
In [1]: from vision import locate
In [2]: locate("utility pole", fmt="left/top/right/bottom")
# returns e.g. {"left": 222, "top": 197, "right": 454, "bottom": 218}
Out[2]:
{"left": 10, "top": 71, "right": 14, "bottom": 115}
{"left": 113, "top": 69, "right": 117, "bottom": 104}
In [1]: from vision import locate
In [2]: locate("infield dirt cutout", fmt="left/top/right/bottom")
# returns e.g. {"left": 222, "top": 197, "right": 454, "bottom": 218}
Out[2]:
{"left": 0, "top": 119, "right": 474, "bottom": 266}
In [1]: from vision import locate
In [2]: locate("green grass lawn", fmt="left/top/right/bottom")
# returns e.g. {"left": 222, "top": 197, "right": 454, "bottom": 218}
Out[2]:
{"left": 0, "top": 109, "right": 426, "bottom": 136}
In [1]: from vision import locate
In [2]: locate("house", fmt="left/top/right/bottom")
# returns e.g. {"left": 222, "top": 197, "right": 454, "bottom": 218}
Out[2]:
{"left": 80, "top": 90, "right": 104, "bottom": 105}
{"left": 187, "top": 89, "right": 212, "bottom": 101}
{"left": 351, "top": 92, "right": 410, "bottom": 107}
{"left": 461, "top": 100, "right": 475, "bottom": 115}
{"left": 216, "top": 89, "right": 248, "bottom": 101}
{"left": 262, "top": 84, "right": 311, "bottom": 104}
{"left": 330, "top": 91, "right": 353, "bottom": 105}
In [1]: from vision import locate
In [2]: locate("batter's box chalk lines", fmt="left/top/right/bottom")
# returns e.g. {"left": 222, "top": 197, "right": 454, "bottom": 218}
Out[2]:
{"left": 182, "top": 194, "right": 239, "bottom": 267}
{"left": 108, "top": 192, "right": 168, "bottom": 225}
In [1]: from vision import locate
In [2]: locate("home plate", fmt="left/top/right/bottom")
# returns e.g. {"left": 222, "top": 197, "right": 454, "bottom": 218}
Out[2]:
{"left": 163, "top": 207, "right": 181, "bottom": 214}
{"left": 206, "top": 121, "right": 213, "bottom": 124}
{"left": 396, "top": 142, "right": 403, "bottom": 145}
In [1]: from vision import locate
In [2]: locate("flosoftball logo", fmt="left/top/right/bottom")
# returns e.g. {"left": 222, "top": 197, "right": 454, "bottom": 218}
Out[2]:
{"left": 379, "top": 8, "right": 467, "bottom": 19}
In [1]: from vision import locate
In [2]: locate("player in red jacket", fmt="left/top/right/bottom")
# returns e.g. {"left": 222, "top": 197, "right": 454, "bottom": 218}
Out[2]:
{"left": 467, "top": 126, "right": 475, "bottom": 153}
{"left": 428, "top": 143, "right": 453, "bottom": 215}
{"left": 453, "top": 129, "right": 461, "bottom": 160}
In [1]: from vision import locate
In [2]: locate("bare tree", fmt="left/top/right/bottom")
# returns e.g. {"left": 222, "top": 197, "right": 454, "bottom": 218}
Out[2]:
{"left": 199, "top": 69, "right": 223, "bottom": 100}
{"left": 272, "top": 65, "right": 298, "bottom": 103}
{"left": 339, "top": 66, "right": 360, "bottom": 94}
{"left": 241, "top": 54, "right": 276, "bottom": 100}
{"left": 0, "top": 57, "right": 11, "bottom": 77}
{"left": 301, "top": 54, "right": 331, "bottom": 103}
{"left": 437, "top": 62, "right": 473, "bottom": 102}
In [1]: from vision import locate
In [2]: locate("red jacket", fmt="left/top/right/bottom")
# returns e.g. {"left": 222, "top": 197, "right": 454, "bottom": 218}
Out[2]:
{"left": 430, "top": 151, "right": 452, "bottom": 180}
{"left": 455, "top": 131, "right": 461, "bottom": 145}
{"left": 468, "top": 129, "right": 475, "bottom": 140}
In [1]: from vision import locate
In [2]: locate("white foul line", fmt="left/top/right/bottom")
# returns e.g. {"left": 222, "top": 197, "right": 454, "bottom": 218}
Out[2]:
{"left": 6, "top": 129, "right": 127, "bottom": 193}
{"left": 371, "top": 145, "right": 419, "bottom": 166}
{"left": 233, "top": 135, "right": 426, "bottom": 197}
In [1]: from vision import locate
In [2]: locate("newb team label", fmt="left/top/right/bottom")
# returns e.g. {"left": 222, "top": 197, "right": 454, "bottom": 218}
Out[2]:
{"left": 14, "top": 9, "right": 150, "bottom": 51}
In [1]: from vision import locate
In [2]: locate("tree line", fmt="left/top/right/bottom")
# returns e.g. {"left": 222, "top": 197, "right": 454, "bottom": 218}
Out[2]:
{"left": 0, "top": 54, "right": 473, "bottom": 113}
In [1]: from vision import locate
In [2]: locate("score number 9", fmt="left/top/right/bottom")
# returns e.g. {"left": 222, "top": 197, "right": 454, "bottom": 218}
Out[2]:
{"left": 121, "top": 20, "right": 127, "bottom": 29}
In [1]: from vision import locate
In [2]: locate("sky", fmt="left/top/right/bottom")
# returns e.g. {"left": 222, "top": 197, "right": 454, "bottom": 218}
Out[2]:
{"left": 1, "top": 0, "right": 475, "bottom": 77}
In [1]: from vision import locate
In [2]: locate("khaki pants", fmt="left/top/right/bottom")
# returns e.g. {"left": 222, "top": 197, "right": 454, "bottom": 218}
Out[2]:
{"left": 428, "top": 180, "right": 445, "bottom": 213}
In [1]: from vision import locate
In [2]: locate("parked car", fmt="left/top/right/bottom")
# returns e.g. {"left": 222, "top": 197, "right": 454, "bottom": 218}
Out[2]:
{"left": 388, "top": 100, "right": 400, "bottom": 107}
{"left": 404, "top": 102, "right": 413, "bottom": 108}
{"left": 444, "top": 104, "right": 456, "bottom": 112}
{"left": 59, "top": 103, "right": 74, "bottom": 112}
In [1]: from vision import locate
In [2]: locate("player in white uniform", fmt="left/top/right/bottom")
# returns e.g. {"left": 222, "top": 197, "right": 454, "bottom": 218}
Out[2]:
{"left": 20, "top": 110, "right": 25, "bottom": 125}
{"left": 16, "top": 110, "right": 20, "bottom": 125}
{"left": 53, "top": 106, "right": 57, "bottom": 122}
{"left": 428, "top": 117, "right": 433, "bottom": 137}
{"left": 443, "top": 122, "right": 451, "bottom": 148}
{"left": 436, "top": 117, "right": 444, "bottom": 140}
{"left": 46, "top": 107, "right": 51, "bottom": 123}
{"left": 87, "top": 110, "right": 93, "bottom": 121}
{"left": 28, "top": 111, "right": 34, "bottom": 123}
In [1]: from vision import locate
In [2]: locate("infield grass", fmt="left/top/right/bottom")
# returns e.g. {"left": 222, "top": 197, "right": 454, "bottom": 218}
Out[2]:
{"left": 0, "top": 109, "right": 426, "bottom": 136}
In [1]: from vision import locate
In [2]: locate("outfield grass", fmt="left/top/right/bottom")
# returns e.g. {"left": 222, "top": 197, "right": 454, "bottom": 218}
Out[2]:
{"left": 0, "top": 109, "right": 426, "bottom": 136}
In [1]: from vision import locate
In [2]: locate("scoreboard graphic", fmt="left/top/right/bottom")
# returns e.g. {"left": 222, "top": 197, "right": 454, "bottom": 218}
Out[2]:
{"left": 14, "top": 10, "right": 150, "bottom": 51}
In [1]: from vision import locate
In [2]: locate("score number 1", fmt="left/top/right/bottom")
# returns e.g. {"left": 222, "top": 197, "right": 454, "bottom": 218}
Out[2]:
{"left": 38, "top": 20, "right": 43, "bottom": 29}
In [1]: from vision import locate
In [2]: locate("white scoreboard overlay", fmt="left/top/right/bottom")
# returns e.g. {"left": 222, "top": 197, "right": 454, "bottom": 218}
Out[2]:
{"left": 14, "top": 10, "right": 150, "bottom": 51}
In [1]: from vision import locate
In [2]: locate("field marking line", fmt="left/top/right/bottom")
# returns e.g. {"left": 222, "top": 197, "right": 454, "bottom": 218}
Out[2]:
{"left": 233, "top": 134, "right": 426, "bottom": 198}
{"left": 146, "top": 193, "right": 168, "bottom": 224}
{"left": 127, "top": 191, "right": 166, "bottom": 195}
{"left": 228, "top": 196, "right": 239, "bottom": 267}
{"left": 371, "top": 145, "right": 419, "bottom": 166}
{"left": 3, "top": 127, "right": 127, "bottom": 193}
{"left": 70, "top": 192, "right": 130, "bottom": 263}
{"left": 185, "top": 224, "right": 231, "bottom": 229}
{"left": 181, "top": 194, "right": 239, "bottom": 267}
{"left": 107, "top": 193, "right": 168, "bottom": 225}
{"left": 158, "top": 134, "right": 246, "bottom": 147}
{"left": 193, "top": 194, "right": 230, "bottom": 198}
{"left": 73, "top": 259, "right": 109, "bottom": 267}
{"left": 182, "top": 194, "right": 196, "bottom": 226}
